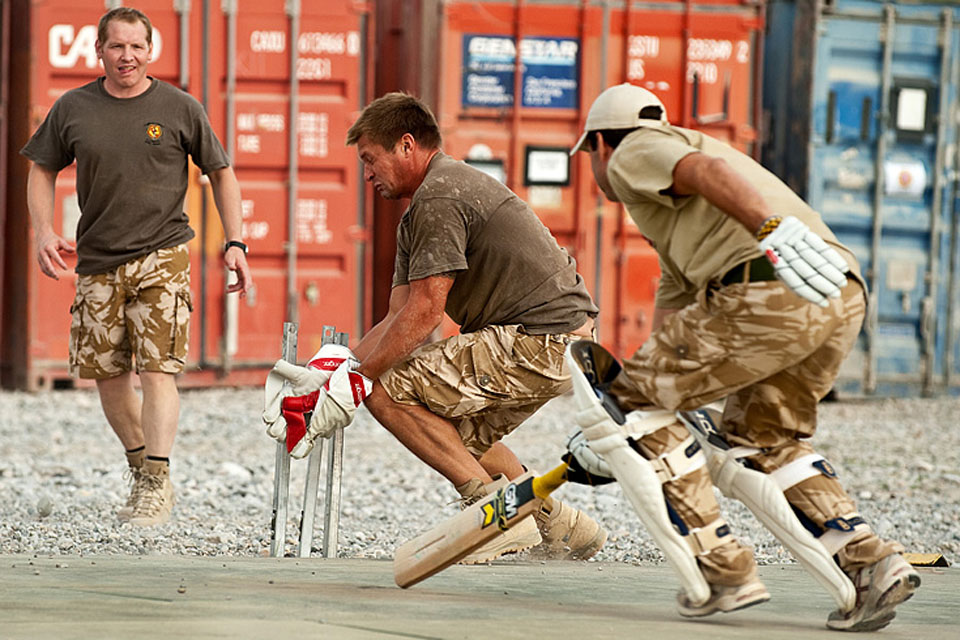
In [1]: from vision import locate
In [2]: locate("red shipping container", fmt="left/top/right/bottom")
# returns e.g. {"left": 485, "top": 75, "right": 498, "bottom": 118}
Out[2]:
{"left": 1, "top": 0, "right": 373, "bottom": 390}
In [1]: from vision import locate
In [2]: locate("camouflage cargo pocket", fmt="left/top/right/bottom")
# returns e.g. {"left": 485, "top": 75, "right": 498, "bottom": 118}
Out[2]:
{"left": 170, "top": 286, "right": 193, "bottom": 364}
{"left": 68, "top": 291, "right": 85, "bottom": 372}
{"left": 468, "top": 336, "right": 513, "bottom": 398}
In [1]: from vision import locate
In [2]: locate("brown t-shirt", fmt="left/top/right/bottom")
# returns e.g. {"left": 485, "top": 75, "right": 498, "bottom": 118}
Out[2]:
{"left": 21, "top": 77, "right": 230, "bottom": 274}
{"left": 393, "top": 152, "right": 597, "bottom": 334}
{"left": 606, "top": 125, "right": 863, "bottom": 308}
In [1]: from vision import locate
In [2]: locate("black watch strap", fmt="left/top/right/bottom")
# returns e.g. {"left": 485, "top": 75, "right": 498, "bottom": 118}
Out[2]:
{"left": 224, "top": 240, "right": 248, "bottom": 254}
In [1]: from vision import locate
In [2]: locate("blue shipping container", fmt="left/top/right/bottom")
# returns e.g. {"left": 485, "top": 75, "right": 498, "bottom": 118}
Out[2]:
{"left": 763, "top": 0, "right": 960, "bottom": 397}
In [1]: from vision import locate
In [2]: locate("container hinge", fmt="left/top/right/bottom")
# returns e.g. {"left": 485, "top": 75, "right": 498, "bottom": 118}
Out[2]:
{"left": 174, "top": 0, "right": 192, "bottom": 14}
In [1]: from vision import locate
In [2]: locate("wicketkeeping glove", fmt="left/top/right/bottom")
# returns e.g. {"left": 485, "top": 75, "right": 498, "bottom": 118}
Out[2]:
{"left": 288, "top": 358, "right": 372, "bottom": 459}
{"left": 262, "top": 343, "right": 353, "bottom": 441}
{"left": 756, "top": 215, "right": 850, "bottom": 308}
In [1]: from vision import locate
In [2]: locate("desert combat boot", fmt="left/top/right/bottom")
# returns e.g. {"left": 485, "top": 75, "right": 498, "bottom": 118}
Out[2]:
{"left": 456, "top": 475, "right": 542, "bottom": 564}
{"left": 533, "top": 496, "right": 608, "bottom": 560}
{"left": 117, "top": 448, "right": 146, "bottom": 522}
{"left": 128, "top": 459, "right": 176, "bottom": 527}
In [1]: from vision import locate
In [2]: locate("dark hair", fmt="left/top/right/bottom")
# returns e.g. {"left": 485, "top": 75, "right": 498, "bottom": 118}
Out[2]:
{"left": 98, "top": 7, "right": 153, "bottom": 47}
{"left": 346, "top": 92, "right": 442, "bottom": 150}
{"left": 588, "top": 129, "right": 639, "bottom": 152}
{"left": 587, "top": 105, "right": 664, "bottom": 151}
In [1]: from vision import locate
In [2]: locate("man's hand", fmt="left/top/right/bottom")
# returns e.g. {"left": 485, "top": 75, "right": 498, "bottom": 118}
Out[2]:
{"left": 289, "top": 358, "right": 372, "bottom": 459}
{"left": 34, "top": 229, "right": 75, "bottom": 280}
{"left": 757, "top": 216, "right": 849, "bottom": 307}
{"left": 262, "top": 343, "right": 354, "bottom": 440}
{"left": 224, "top": 246, "right": 252, "bottom": 296}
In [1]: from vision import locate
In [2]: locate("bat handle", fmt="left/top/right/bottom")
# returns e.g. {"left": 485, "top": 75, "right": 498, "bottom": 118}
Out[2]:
{"left": 532, "top": 462, "right": 569, "bottom": 499}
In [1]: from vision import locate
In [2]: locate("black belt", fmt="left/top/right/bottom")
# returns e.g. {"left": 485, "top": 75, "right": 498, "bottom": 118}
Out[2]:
{"left": 719, "top": 257, "right": 778, "bottom": 287}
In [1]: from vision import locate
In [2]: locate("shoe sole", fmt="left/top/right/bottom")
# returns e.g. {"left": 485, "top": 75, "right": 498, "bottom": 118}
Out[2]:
{"left": 827, "top": 571, "right": 921, "bottom": 632}
{"left": 677, "top": 588, "right": 771, "bottom": 618}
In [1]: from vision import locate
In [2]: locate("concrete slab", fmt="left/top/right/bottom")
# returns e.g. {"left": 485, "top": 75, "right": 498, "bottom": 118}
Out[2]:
{"left": 0, "top": 555, "right": 955, "bottom": 639}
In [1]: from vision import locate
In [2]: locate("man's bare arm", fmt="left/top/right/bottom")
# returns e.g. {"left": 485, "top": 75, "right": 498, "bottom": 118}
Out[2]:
{"left": 670, "top": 152, "right": 771, "bottom": 233}
{"left": 208, "top": 166, "right": 252, "bottom": 295}
{"left": 356, "top": 274, "right": 454, "bottom": 381}
{"left": 27, "top": 162, "right": 74, "bottom": 279}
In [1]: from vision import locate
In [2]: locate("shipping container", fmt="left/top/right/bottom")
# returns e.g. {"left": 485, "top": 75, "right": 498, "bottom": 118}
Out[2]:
{"left": 375, "top": 0, "right": 765, "bottom": 357}
{"left": 1, "top": 0, "right": 373, "bottom": 390}
{"left": 763, "top": 0, "right": 960, "bottom": 396}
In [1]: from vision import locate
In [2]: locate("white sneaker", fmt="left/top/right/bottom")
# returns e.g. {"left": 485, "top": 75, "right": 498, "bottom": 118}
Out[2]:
{"left": 676, "top": 576, "right": 770, "bottom": 617}
{"left": 826, "top": 554, "right": 920, "bottom": 632}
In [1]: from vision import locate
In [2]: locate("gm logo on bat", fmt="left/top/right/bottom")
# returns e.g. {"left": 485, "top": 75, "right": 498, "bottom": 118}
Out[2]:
{"left": 481, "top": 483, "right": 520, "bottom": 532}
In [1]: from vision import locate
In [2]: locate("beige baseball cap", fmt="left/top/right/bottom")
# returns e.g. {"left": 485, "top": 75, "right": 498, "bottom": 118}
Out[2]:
{"left": 570, "top": 83, "right": 668, "bottom": 155}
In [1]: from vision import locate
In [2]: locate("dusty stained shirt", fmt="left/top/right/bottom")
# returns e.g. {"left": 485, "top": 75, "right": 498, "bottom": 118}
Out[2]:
{"left": 393, "top": 152, "right": 597, "bottom": 334}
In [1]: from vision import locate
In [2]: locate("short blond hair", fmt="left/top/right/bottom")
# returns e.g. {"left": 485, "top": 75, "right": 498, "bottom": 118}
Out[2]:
{"left": 346, "top": 92, "right": 441, "bottom": 150}
{"left": 98, "top": 7, "right": 153, "bottom": 47}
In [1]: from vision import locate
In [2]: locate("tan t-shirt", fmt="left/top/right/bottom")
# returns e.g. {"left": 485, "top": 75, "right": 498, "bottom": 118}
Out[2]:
{"left": 606, "top": 125, "right": 862, "bottom": 308}
{"left": 393, "top": 152, "right": 598, "bottom": 334}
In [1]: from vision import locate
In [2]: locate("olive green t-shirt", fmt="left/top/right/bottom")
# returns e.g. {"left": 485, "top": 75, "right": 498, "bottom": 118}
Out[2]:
{"left": 606, "top": 125, "right": 862, "bottom": 309}
{"left": 393, "top": 152, "right": 598, "bottom": 334}
{"left": 21, "top": 77, "right": 230, "bottom": 274}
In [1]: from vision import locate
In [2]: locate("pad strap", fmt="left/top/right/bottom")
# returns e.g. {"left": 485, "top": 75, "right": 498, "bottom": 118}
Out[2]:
{"left": 622, "top": 409, "right": 678, "bottom": 438}
{"left": 819, "top": 514, "right": 871, "bottom": 556}
{"left": 643, "top": 435, "right": 706, "bottom": 484}
{"left": 685, "top": 517, "right": 732, "bottom": 556}
{"left": 770, "top": 453, "right": 837, "bottom": 491}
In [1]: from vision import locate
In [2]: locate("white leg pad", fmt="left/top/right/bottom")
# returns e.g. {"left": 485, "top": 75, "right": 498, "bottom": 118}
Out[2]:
{"left": 586, "top": 430, "right": 711, "bottom": 606}
{"left": 565, "top": 343, "right": 709, "bottom": 605}
{"left": 679, "top": 410, "right": 856, "bottom": 612}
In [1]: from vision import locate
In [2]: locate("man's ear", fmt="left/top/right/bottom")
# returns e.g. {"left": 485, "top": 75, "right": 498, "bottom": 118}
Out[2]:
{"left": 595, "top": 133, "right": 615, "bottom": 163}
{"left": 399, "top": 133, "right": 415, "bottom": 156}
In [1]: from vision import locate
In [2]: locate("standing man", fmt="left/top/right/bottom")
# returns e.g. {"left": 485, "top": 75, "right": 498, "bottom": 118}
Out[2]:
{"left": 21, "top": 7, "right": 251, "bottom": 527}
{"left": 567, "top": 83, "right": 918, "bottom": 630}
{"left": 265, "top": 92, "right": 606, "bottom": 562}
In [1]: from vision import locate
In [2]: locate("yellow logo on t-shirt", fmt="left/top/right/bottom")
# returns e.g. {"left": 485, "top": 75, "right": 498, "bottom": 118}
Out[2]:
{"left": 146, "top": 123, "right": 163, "bottom": 142}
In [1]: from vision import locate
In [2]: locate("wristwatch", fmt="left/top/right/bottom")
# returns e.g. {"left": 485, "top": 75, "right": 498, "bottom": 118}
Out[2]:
{"left": 224, "top": 240, "right": 248, "bottom": 254}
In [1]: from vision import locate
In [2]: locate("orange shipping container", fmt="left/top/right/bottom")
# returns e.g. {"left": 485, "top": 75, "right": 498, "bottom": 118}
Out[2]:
{"left": 1, "top": 0, "right": 373, "bottom": 390}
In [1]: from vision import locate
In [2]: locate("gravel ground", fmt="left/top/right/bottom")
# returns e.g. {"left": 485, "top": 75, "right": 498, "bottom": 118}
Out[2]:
{"left": 1, "top": 387, "right": 958, "bottom": 566}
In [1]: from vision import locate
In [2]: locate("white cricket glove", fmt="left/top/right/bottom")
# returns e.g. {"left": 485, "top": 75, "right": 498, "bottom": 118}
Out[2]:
{"left": 756, "top": 215, "right": 849, "bottom": 307}
{"left": 564, "top": 429, "right": 615, "bottom": 483}
{"left": 289, "top": 358, "right": 372, "bottom": 459}
{"left": 262, "top": 343, "right": 353, "bottom": 441}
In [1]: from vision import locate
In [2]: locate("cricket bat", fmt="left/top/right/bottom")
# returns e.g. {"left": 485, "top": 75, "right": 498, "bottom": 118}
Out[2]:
{"left": 393, "top": 463, "right": 570, "bottom": 588}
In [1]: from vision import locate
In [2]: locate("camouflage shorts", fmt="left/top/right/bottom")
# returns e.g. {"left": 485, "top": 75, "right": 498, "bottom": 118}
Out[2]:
{"left": 379, "top": 324, "right": 585, "bottom": 456}
{"left": 69, "top": 244, "right": 192, "bottom": 379}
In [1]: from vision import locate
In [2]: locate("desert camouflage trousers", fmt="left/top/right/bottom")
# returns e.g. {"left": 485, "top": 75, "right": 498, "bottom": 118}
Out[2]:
{"left": 611, "top": 278, "right": 902, "bottom": 581}
{"left": 69, "top": 244, "right": 192, "bottom": 379}
{"left": 380, "top": 324, "right": 586, "bottom": 456}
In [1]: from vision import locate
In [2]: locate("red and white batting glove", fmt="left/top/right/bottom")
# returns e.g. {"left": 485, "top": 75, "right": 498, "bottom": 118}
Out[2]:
{"left": 756, "top": 215, "right": 850, "bottom": 308}
{"left": 262, "top": 343, "right": 353, "bottom": 441}
{"left": 288, "top": 358, "right": 372, "bottom": 459}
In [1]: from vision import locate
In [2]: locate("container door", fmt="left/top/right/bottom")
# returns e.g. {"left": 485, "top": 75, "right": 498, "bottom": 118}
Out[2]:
{"left": 209, "top": 0, "right": 371, "bottom": 369}
{"left": 807, "top": 2, "right": 957, "bottom": 396}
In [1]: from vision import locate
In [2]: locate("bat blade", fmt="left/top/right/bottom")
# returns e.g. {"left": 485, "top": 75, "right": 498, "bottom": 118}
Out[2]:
{"left": 393, "top": 463, "right": 568, "bottom": 588}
